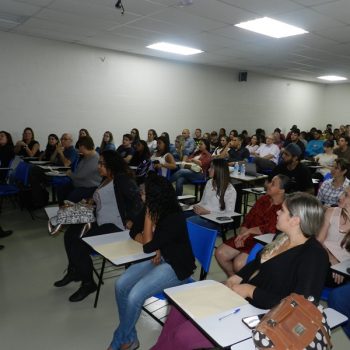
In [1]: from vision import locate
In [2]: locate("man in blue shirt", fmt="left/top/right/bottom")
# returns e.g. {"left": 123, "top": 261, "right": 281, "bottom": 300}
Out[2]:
{"left": 182, "top": 129, "right": 195, "bottom": 157}
{"left": 305, "top": 129, "right": 324, "bottom": 158}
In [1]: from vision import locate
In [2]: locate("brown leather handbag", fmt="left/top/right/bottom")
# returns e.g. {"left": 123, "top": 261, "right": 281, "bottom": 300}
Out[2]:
{"left": 252, "top": 293, "right": 332, "bottom": 350}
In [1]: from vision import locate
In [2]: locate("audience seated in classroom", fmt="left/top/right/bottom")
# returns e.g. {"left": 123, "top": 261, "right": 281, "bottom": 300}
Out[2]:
{"left": 116, "top": 134, "right": 135, "bottom": 164}
{"left": 29, "top": 133, "right": 78, "bottom": 208}
{"left": 193, "top": 128, "right": 202, "bottom": 146}
{"left": 0, "top": 131, "right": 15, "bottom": 182}
{"left": 170, "top": 135, "right": 186, "bottom": 162}
{"left": 270, "top": 143, "right": 314, "bottom": 193}
{"left": 227, "top": 135, "right": 249, "bottom": 165}
{"left": 151, "top": 136, "right": 176, "bottom": 177}
{"left": 170, "top": 138, "right": 211, "bottom": 196}
{"left": 54, "top": 150, "right": 143, "bottom": 302}
{"left": 129, "top": 140, "right": 151, "bottom": 168}
{"left": 146, "top": 129, "right": 158, "bottom": 155}
{"left": 39, "top": 134, "right": 59, "bottom": 161}
{"left": 130, "top": 128, "right": 140, "bottom": 147}
{"left": 317, "top": 158, "right": 350, "bottom": 207}
{"left": 152, "top": 193, "right": 329, "bottom": 350}
{"left": 14, "top": 127, "right": 40, "bottom": 158}
{"left": 283, "top": 128, "right": 306, "bottom": 157}
{"left": 318, "top": 187, "right": 350, "bottom": 288}
{"left": 186, "top": 158, "right": 236, "bottom": 227}
{"left": 305, "top": 129, "right": 325, "bottom": 158}
{"left": 75, "top": 128, "right": 90, "bottom": 149}
{"left": 334, "top": 136, "right": 350, "bottom": 163}
{"left": 57, "top": 136, "right": 101, "bottom": 205}
{"left": 108, "top": 174, "right": 196, "bottom": 350}
{"left": 314, "top": 140, "right": 337, "bottom": 179}
{"left": 215, "top": 174, "right": 291, "bottom": 275}
{"left": 96, "top": 131, "right": 116, "bottom": 154}
{"left": 246, "top": 134, "right": 259, "bottom": 155}
{"left": 212, "top": 136, "right": 230, "bottom": 159}
{"left": 252, "top": 134, "right": 280, "bottom": 172}
{"left": 181, "top": 129, "right": 196, "bottom": 158}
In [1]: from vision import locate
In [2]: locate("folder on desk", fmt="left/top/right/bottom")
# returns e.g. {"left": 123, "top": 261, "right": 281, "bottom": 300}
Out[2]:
{"left": 169, "top": 281, "right": 248, "bottom": 320}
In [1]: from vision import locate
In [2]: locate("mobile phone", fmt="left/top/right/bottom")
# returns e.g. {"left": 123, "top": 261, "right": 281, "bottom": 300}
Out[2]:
{"left": 216, "top": 216, "right": 231, "bottom": 221}
{"left": 242, "top": 314, "right": 264, "bottom": 329}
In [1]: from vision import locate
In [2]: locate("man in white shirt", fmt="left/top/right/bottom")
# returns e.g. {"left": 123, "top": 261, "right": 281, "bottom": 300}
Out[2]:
{"left": 253, "top": 134, "right": 280, "bottom": 172}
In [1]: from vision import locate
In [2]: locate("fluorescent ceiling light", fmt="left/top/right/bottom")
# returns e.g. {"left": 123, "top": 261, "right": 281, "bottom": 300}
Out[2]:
{"left": 146, "top": 42, "right": 203, "bottom": 56}
{"left": 235, "top": 17, "right": 308, "bottom": 38}
{"left": 318, "top": 75, "right": 347, "bottom": 82}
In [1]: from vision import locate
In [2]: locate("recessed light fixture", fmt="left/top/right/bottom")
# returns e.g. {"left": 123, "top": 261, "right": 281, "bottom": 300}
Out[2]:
{"left": 318, "top": 75, "right": 347, "bottom": 82}
{"left": 235, "top": 17, "right": 308, "bottom": 38}
{"left": 146, "top": 42, "right": 203, "bottom": 56}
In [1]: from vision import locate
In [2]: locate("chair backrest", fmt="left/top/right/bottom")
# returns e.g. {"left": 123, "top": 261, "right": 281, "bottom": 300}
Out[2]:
{"left": 246, "top": 243, "right": 264, "bottom": 264}
{"left": 186, "top": 220, "right": 218, "bottom": 280}
{"left": 13, "top": 161, "right": 31, "bottom": 186}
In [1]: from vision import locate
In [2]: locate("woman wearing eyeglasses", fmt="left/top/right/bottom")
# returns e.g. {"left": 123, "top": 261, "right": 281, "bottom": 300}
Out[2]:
{"left": 53, "top": 150, "right": 143, "bottom": 302}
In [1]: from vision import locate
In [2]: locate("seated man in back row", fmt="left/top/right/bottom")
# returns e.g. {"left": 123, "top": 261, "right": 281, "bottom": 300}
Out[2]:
{"left": 270, "top": 143, "right": 314, "bottom": 194}
{"left": 29, "top": 133, "right": 78, "bottom": 208}
{"left": 253, "top": 134, "right": 280, "bottom": 172}
{"left": 228, "top": 135, "right": 249, "bottom": 165}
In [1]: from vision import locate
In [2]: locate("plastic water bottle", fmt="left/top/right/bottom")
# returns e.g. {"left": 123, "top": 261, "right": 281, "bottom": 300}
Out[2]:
{"left": 234, "top": 162, "right": 239, "bottom": 175}
{"left": 241, "top": 163, "right": 246, "bottom": 176}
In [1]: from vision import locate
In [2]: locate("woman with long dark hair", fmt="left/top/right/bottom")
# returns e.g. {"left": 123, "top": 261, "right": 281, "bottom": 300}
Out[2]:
{"left": 0, "top": 131, "right": 15, "bottom": 182}
{"left": 108, "top": 174, "right": 196, "bottom": 350}
{"left": 75, "top": 128, "right": 90, "bottom": 149}
{"left": 39, "top": 133, "right": 59, "bottom": 161}
{"left": 147, "top": 129, "right": 158, "bottom": 154}
{"left": 151, "top": 136, "right": 176, "bottom": 177}
{"left": 54, "top": 150, "right": 143, "bottom": 302}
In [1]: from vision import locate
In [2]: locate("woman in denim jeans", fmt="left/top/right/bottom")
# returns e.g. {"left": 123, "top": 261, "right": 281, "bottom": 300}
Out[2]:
{"left": 108, "top": 174, "right": 196, "bottom": 350}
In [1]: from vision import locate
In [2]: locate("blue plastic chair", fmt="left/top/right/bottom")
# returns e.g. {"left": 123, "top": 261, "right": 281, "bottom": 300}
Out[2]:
{"left": 190, "top": 177, "right": 207, "bottom": 201}
{"left": 0, "top": 160, "right": 32, "bottom": 213}
{"left": 246, "top": 243, "right": 264, "bottom": 264}
{"left": 143, "top": 220, "right": 218, "bottom": 324}
{"left": 323, "top": 172, "right": 332, "bottom": 181}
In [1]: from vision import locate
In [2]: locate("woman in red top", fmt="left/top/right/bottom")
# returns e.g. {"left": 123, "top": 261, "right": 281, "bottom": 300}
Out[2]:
{"left": 215, "top": 174, "right": 292, "bottom": 276}
{"left": 170, "top": 138, "right": 212, "bottom": 196}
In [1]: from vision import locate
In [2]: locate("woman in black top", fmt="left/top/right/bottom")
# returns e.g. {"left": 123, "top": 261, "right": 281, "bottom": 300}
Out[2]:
{"left": 14, "top": 127, "right": 40, "bottom": 157}
{"left": 108, "top": 174, "right": 196, "bottom": 350}
{"left": 152, "top": 192, "right": 329, "bottom": 350}
{"left": 0, "top": 131, "right": 15, "bottom": 182}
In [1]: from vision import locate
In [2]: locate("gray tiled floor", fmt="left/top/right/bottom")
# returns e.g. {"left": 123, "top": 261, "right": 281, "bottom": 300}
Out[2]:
{"left": 0, "top": 197, "right": 349, "bottom": 349}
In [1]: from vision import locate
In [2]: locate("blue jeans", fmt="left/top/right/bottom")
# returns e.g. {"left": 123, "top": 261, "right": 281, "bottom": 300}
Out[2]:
{"left": 170, "top": 169, "right": 205, "bottom": 196}
{"left": 110, "top": 259, "right": 187, "bottom": 349}
{"left": 328, "top": 283, "right": 350, "bottom": 338}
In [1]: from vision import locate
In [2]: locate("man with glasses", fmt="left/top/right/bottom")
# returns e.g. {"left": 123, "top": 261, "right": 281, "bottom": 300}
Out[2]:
{"left": 253, "top": 134, "right": 280, "bottom": 172}
{"left": 28, "top": 133, "right": 78, "bottom": 207}
{"left": 50, "top": 133, "right": 78, "bottom": 167}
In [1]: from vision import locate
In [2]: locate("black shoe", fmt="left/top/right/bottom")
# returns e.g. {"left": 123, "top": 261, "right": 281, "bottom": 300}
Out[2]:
{"left": 54, "top": 271, "right": 80, "bottom": 287}
{"left": 69, "top": 282, "right": 97, "bottom": 302}
{"left": 0, "top": 227, "right": 13, "bottom": 238}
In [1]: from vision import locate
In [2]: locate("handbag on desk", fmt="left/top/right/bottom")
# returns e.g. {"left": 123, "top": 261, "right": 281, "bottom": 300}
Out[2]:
{"left": 252, "top": 293, "right": 332, "bottom": 350}
{"left": 48, "top": 200, "right": 96, "bottom": 237}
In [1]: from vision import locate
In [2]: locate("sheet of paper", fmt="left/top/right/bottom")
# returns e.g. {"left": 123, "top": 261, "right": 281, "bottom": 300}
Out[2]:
{"left": 170, "top": 282, "right": 248, "bottom": 320}
{"left": 94, "top": 239, "right": 144, "bottom": 261}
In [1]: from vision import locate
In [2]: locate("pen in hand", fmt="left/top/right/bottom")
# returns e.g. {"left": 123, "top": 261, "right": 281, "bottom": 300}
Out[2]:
{"left": 218, "top": 308, "right": 240, "bottom": 321}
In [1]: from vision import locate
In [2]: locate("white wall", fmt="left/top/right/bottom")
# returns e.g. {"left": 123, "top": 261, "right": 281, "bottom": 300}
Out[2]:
{"left": 0, "top": 31, "right": 328, "bottom": 147}
{"left": 322, "top": 84, "right": 350, "bottom": 126}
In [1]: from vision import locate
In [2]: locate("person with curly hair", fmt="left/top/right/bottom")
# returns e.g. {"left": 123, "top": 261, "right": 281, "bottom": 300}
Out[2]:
{"left": 107, "top": 174, "right": 196, "bottom": 350}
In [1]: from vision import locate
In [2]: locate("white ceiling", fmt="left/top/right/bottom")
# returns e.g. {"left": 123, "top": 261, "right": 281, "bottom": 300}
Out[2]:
{"left": 1, "top": 0, "right": 350, "bottom": 83}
